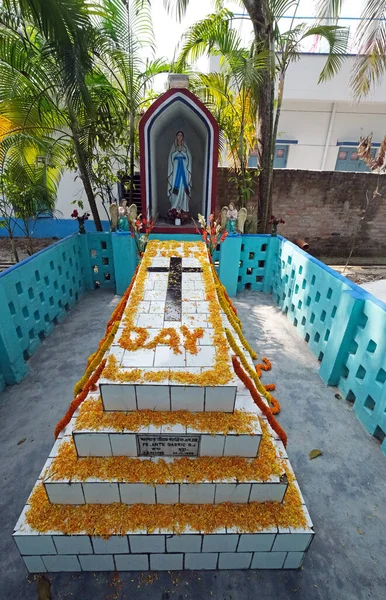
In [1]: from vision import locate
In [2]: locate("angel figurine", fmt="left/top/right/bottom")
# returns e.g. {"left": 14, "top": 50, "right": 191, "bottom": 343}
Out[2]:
{"left": 116, "top": 201, "right": 138, "bottom": 232}
{"left": 220, "top": 204, "right": 248, "bottom": 234}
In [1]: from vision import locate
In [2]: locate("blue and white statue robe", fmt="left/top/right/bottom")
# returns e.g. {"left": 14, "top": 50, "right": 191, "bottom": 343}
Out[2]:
{"left": 167, "top": 145, "right": 192, "bottom": 213}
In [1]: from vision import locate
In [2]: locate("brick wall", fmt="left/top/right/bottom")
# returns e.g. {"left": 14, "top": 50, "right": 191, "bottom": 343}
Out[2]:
{"left": 216, "top": 168, "right": 386, "bottom": 257}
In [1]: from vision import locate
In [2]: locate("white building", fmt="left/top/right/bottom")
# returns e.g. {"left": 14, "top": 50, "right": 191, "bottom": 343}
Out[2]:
{"left": 210, "top": 53, "right": 386, "bottom": 173}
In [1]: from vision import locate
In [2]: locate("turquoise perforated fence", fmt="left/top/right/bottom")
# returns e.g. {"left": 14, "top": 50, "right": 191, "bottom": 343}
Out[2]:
{"left": 272, "top": 237, "right": 386, "bottom": 455}
{"left": 237, "top": 235, "right": 270, "bottom": 292}
{"left": 0, "top": 235, "right": 85, "bottom": 387}
{"left": 86, "top": 232, "right": 116, "bottom": 289}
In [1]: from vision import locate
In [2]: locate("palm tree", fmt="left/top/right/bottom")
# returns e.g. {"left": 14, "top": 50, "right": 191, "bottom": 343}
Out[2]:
{"left": 0, "top": 3, "right": 109, "bottom": 229}
{"left": 0, "top": 132, "right": 65, "bottom": 258}
{"left": 169, "top": 1, "right": 347, "bottom": 230}
{"left": 94, "top": 0, "right": 171, "bottom": 207}
{"left": 317, "top": 0, "right": 386, "bottom": 97}
{"left": 177, "top": 8, "right": 266, "bottom": 208}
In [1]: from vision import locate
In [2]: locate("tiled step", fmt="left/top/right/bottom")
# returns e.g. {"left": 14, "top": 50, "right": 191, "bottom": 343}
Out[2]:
{"left": 71, "top": 391, "right": 264, "bottom": 459}
{"left": 99, "top": 379, "right": 238, "bottom": 413}
{"left": 43, "top": 472, "right": 288, "bottom": 505}
{"left": 14, "top": 496, "right": 314, "bottom": 572}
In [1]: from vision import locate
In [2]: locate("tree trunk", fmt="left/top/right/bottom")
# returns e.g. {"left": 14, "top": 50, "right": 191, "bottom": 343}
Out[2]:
{"left": 243, "top": 0, "right": 275, "bottom": 233}
{"left": 68, "top": 109, "right": 103, "bottom": 231}
{"left": 9, "top": 231, "right": 19, "bottom": 262}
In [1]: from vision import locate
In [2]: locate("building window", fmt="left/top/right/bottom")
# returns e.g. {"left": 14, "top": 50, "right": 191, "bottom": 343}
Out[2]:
{"left": 335, "top": 146, "right": 376, "bottom": 172}
{"left": 248, "top": 144, "right": 289, "bottom": 169}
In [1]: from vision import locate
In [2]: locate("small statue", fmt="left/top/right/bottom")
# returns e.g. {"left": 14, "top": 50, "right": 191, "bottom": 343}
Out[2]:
{"left": 109, "top": 202, "right": 118, "bottom": 231}
{"left": 116, "top": 201, "right": 138, "bottom": 232}
{"left": 220, "top": 204, "right": 248, "bottom": 234}
{"left": 226, "top": 203, "right": 238, "bottom": 234}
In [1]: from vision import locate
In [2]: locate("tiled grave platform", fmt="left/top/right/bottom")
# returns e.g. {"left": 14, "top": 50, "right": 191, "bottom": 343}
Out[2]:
{"left": 14, "top": 241, "right": 314, "bottom": 572}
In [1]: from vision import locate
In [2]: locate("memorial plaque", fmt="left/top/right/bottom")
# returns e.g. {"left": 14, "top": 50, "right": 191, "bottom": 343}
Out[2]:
{"left": 137, "top": 434, "right": 200, "bottom": 457}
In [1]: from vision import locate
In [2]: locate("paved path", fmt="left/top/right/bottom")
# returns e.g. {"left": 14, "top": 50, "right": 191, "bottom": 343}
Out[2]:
{"left": 361, "top": 278, "right": 386, "bottom": 304}
{"left": 1, "top": 290, "right": 385, "bottom": 600}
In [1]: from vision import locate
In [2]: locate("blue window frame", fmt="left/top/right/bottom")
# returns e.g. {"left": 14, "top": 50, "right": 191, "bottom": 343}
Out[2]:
{"left": 335, "top": 146, "right": 376, "bottom": 172}
{"left": 248, "top": 144, "right": 289, "bottom": 169}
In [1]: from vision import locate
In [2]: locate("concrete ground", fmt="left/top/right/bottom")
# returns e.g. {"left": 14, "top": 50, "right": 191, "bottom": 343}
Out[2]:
{"left": 1, "top": 289, "right": 386, "bottom": 600}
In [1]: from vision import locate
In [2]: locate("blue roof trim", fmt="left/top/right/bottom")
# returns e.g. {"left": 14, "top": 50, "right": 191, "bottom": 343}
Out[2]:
{"left": 276, "top": 139, "right": 298, "bottom": 145}
{"left": 337, "top": 141, "right": 381, "bottom": 147}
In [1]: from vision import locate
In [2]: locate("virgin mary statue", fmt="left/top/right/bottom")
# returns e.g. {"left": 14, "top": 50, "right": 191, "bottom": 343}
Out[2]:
{"left": 167, "top": 131, "right": 192, "bottom": 213}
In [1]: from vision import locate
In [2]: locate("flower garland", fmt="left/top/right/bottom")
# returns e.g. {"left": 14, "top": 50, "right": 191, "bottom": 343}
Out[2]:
{"left": 215, "top": 282, "right": 257, "bottom": 361}
{"left": 210, "top": 262, "right": 238, "bottom": 316}
{"left": 226, "top": 328, "right": 281, "bottom": 414}
{"left": 54, "top": 359, "right": 107, "bottom": 439}
{"left": 232, "top": 355, "right": 287, "bottom": 447}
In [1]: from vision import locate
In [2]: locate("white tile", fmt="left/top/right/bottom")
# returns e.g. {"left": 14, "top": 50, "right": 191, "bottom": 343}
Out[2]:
{"left": 92, "top": 536, "right": 129, "bottom": 554}
{"left": 181, "top": 281, "right": 195, "bottom": 290}
{"left": 154, "top": 346, "right": 186, "bottom": 368}
{"left": 100, "top": 384, "right": 137, "bottom": 411}
{"left": 45, "top": 482, "right": 85, "bottom": 505}
{"left": 180, "top": 484, "right": 215, "bottom": 504}
{"left": 251, "top": 551, "right": 286, "bottom": 569}
{"left": 74, "top": 433, "right": 112, "bottom": 457}
{"left": 144, "top": 290, "right": 167, "bottom": 302}
{"left": 53, "top": 535, "right": 92, "bottom": 554}
{"left": 161, "top": 423, "right": 186, "bottom": 434}
{"left": 182, "top": 314, "right": 208, "bottom": 329}
{"left": 182, "top": 258, "right": 201, "bottom": 267}
{"left": 284, "top": 551, "right": 305, "bottom": 569}
{"left": 186, "top": 346, "right": 215, "bottom": 368}
{"left": 115, "top": 554, "right": 149, "bottom": 571}
{"left": 23, "top": 556, "right": 46, "bottom": 573}
{"left": 14, "top": 534, "right": 56, "bottom": 555}
{"left": 218, "top": 552, "right": 252, "bottom": 569}
{"left": 202, "top": 534, "right": 239, "bottom": 553}
{"left": 149, "top": 301, "right": 165, "bottom": 313}
{"left": 121, "top": 348, "right": 155, "bottom": 367}
{"left": 137, "top": 301, "right": 150, "bottom": 312}
{"left": 120, "top": 483, "right": 156, "bottom": 504}
{"left": 185, "top": 553, "right": 218, "bottom": 570}
{"left": 109, "top": 345, "right": 125, "bottom": 365}
{"left": 144, "top": 279, "right": 155, "bottom": 290}
{"left": 198, "top": 329, "right": 214, "bottom": 345}
{"left": 110, "top": 434, "right": 137, "bottom": 457}
{"left": 205, "top": 386, "right": 236, "bottom": 412}
{"left": 195, "top": 301, "right": 210, "bottom": 313}
{"left": 79, "top": 555, "right": 115, "bottom": 571}
{"left": 150, "top": 554, "right": 183, "bottom": 571}
{"left": 42, "top": 555, "right": 81, "bottom": 572}
{"left": 249, "top": 483, "right": 287, "bottom": 503}
{"left": 170, "top": 385, "right": 204, "bottom": 411}
{"left": 136, "top": 385, "right": 170, "bottom": 411}
{"left": 223, "top": 435, "right": 260, "bottom": 458}
{"left": 200, "top": 435, "right": 225, "bottom": 457}
{"left": 272, "top": 532, "right": 313, "bottom": 552}
{"left": 151, "top": 258, "right": 170, "bottom": 267}
{"left": 166, "top": 535, "right": 202, "bottom": 553}
{"left": 156, "top": 484, "right": 179, "bottom": 504}
{"left": 238, "top": 534, "right": 276, "bottom": 552}
{"left": 82, "top": 483, "right": 120, "bottom": 504}
{"left": 129, "top": 535, "right": 165, "bottom": 553}
{"left": 187, "top": 290, "right": 205, "bottom": 301}
{"left": 182, "top": 301, "right": 196, "bottom": 313}
{"left": 214, "top": 483, "right": 251, "bottom": 504}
